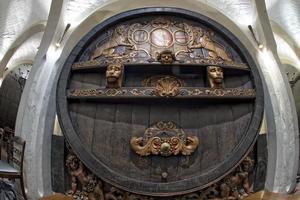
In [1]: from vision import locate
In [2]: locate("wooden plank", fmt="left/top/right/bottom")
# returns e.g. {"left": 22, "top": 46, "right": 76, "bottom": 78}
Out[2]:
{"left": 129, "top": 105, "right": 152, "bottom": 182}
{"left": 176, "top": 105, "right": 201, "bottom": 180}
{"left": 91, "top": 103, "right": 116, "bottom": 166}
{"left": 215, "top": 104, "right": 235, "bottom": 161}
{"left": 110, "top": 104, "right": 133, "bottom": 175}
{"left": 73, "top": 102, "right": 97, "bottom": 152}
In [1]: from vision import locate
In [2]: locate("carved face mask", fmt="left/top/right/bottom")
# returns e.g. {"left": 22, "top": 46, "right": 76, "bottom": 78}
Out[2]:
{"left": 106, "top": 64, "right": 122, "bottom": 82}
{"left": 208, "top": 66, "right": 223, "bottom": 83}
{"left": 161, "top": 53, "right": 173, "bottom": 64}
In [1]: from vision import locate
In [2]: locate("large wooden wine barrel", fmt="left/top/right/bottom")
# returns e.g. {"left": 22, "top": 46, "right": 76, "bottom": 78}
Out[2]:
{"left": 57, "top": 8, "right": 263, "bottom": 196}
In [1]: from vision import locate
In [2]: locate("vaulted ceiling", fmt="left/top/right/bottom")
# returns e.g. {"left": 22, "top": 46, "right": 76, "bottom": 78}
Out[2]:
{"left": 266, "top": 0, "right": 300, "bottom": 49}
{"left": 0, "top": 0, "right": 51, "bottom": 62}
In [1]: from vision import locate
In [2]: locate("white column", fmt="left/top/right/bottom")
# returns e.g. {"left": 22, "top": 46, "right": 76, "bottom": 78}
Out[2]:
{"left": 254, "top": 0, "right": 299, "bottom": 193}
{"left": 15, "top": 0, "right": 66, "bottom": 199}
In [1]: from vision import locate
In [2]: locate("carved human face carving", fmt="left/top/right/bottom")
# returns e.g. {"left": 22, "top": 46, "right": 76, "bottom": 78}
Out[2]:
{"left": 158, "top": 51, "right": 175, "bottom": 64}
{"left": 66, "top": 154, "right": 80, "bottom": 171}
{"left": 106, "top": 64, "right": 123, "bottom": 83}
{"left": 242, "top": 157, "right": 254, "bottom": 172}
{"left": 161, "top": 53, "right": 173, "bottom": 64}
{"left": 207, "top": 66, "right": 224, "bottom": 84}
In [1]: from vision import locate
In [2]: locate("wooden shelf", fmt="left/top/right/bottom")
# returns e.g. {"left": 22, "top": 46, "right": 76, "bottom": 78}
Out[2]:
{"left": 71, "top": 60, "right": 250, "bottom": 72}
{"left": 67, "top": 87, "right": 255, "bottom": 101}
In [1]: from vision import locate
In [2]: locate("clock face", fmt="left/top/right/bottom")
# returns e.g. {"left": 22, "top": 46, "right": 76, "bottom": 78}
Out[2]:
{"left": 150, "top": 28, "right": 173, "bottom": 48}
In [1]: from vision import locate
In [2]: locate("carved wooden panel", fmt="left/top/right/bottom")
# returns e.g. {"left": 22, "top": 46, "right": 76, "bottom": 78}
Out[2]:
{"left": 66, "top": 146, "right": 255, "bottom": 200}
{"left": 57, "top": 9, "right": 263, "bottom": 197}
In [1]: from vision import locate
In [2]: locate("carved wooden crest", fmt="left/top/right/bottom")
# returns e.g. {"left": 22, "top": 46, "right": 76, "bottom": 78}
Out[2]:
{"left": 130, "top": 121, "right": 199, "bottom": 157}
{"left": 66, "top": 149, "right": 255, "bottom": 200}
{"left": 142, "top": 75, "right": 184, "bottom": 97}
{"left": 72, "top": 17, "right": 249, "bottom": 69}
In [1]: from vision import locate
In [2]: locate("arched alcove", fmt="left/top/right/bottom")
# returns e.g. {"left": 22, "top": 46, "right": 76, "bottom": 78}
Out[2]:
{"left": 0, "top": 63, "right": 31, "bottom": 129}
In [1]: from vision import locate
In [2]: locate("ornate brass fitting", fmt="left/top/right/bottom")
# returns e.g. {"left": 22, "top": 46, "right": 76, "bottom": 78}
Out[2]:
{"left": 130, "top": 121, "right": 199, "bottom": 157}
{"left": 207, "top": 65, "right": 224, "bottom": 89}
{"left": 106, "top": 63, "right": 124, "bottom": 88}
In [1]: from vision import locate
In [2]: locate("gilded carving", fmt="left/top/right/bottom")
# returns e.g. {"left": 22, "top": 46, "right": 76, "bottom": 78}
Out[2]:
{"left": 157, "top": 50, "right": 176, "bottom": 64}
{"left": 154, "top": 76, "right": 182, "bottom": 97}
{"left": 174, "top": 156, "right": 255, "bottom": 200}
{"left": 207, "top": 65, "right": 224, "bottom": 88}
{"left": 106, "top": 63, "right": 124, "bottom": 88}
{"left": 104, "top": 187, "right": 154, "bottom": 200}
{"left": 91, "top": 25, "right": 134, "bottom": 60}
{"left": 69, "top": 87, "right": 256, "bottom": 99}
{"left": 71, "top": 58, "right": 249, "bottom": 71}
{"left": 130, "top": 121, "right": 199, "bottom": 157}
{"left": 66, "top": 148, "right": 254, "bottom": 200}
{"left": 78, "top": 17, "right": 245, "bottom": 69}
{"left": 151, "top": 17, "right": 172, "bottom": 28}
{"left": 189, "top": 28, "right": 232, "bottom": 61}
{"left": 66, "top": 153, "right": 104, "bottom": 200}
{"left": 72, "top": 60, "right": 103, "bottom": 70}
{"left": 142, "top": 75, "right": 184, "bottom": 97}
{"left": 219, "top": 157, "right": 255, "bottom": 199}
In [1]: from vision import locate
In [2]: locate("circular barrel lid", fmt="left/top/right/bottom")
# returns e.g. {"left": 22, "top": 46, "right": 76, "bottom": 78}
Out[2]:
{"left": 57, "top": 8, "right": 263, "bottom": 196}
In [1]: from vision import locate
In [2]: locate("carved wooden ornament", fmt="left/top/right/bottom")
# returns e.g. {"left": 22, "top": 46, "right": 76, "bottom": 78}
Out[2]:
{"left": 130, "top": 121, "right": 199, "bottom": 156}
{"left": 106, "top": 63, "right": 124, "bottom": 88}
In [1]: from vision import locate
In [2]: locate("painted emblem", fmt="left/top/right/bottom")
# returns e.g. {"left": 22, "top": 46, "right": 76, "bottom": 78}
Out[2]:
{"left": 150, "top": 28, "right": 173, "bottom": 48}
{"left": 174, "top": 31, "right": 189, "bottom": 44}
{"left": 133, "top": 30, "right": 148, "bottom": 44}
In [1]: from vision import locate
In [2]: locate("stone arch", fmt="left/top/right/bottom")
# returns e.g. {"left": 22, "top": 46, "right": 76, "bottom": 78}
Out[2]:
{"left": 0, "top": 22, "right": 46, "bottom": 80}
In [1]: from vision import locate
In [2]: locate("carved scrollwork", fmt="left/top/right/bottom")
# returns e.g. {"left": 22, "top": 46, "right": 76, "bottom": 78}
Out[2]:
{"left": 142, "top": 75, "right": 184, "bottom": 97}
{"left": 66, "top": 145, "right": 254, "bottom": 200}
{"left": 154, "top": 76, "right": 182, "bottom": 97}
{"left": 130, "top": 121, "right": 199, "bottom": 157}
{"left": 218, "top": 156, "right": 255, "bottom": 199}
{"left": 68, "top": 87, "right": 256, "bottom": 99}
{"left": 71, "top": 58, "right": 249, "bottom": 71}
{"left": 66, "top": 153, "right": 104, "bottom": 200}
{"left": 72, "top": 16, "right": 249, "bottom": 69}
{"left": 186, "top": 26, "right": 232, "bottom": 62}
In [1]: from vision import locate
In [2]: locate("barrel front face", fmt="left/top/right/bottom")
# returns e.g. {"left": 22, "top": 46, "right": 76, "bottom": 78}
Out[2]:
{"left": 57, "top": 9, "right": 263, "bottom": 196}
